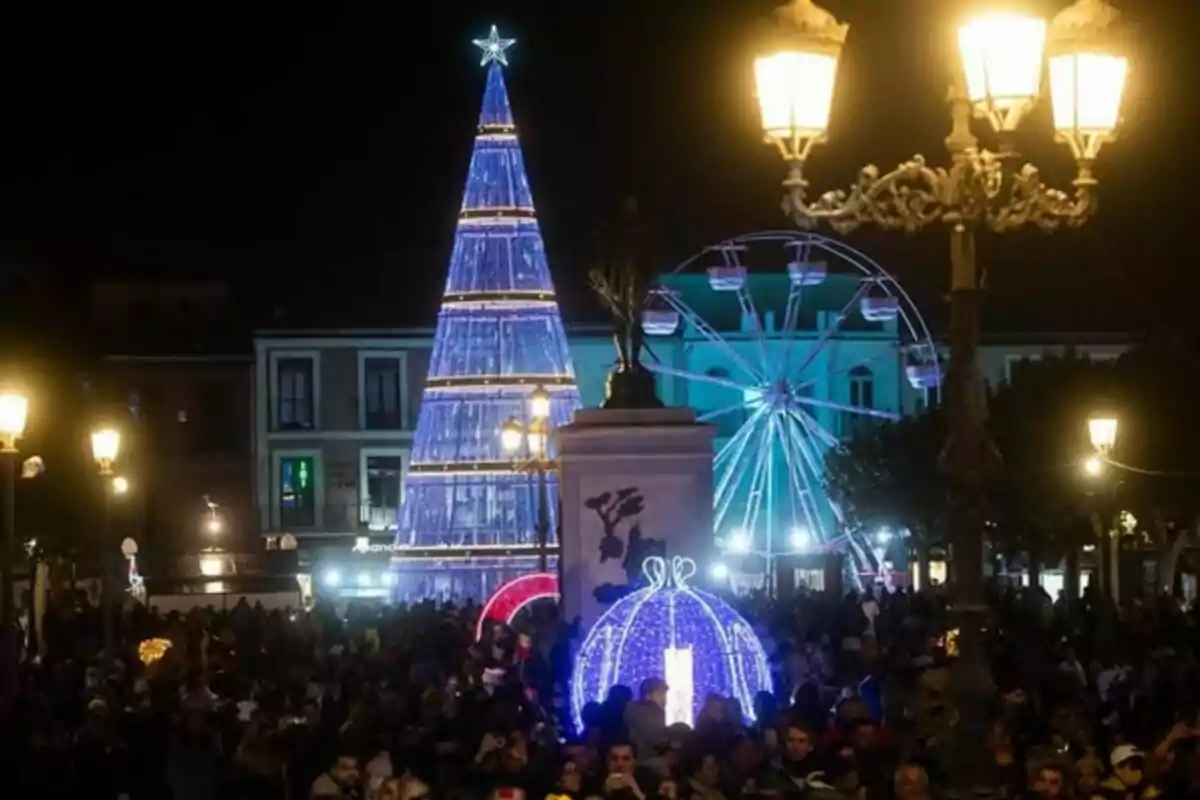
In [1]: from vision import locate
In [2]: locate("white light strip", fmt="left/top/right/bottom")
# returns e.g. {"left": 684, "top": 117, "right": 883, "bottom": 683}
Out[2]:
{"left": 664, "top": 646, "right": 694, "bottom": 727}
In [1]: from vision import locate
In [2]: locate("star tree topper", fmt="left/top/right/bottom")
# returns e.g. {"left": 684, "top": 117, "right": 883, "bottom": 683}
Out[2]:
{"left": 473, "top": 25, "right": 516, "bottom": 67}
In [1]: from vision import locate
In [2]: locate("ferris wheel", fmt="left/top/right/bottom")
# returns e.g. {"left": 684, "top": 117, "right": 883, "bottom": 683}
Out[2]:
{"left": 641, "top": 231, "right": 940, "bottom": 580}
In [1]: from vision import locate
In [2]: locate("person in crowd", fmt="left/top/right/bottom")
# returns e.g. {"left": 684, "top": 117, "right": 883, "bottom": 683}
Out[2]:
{"left": 311, "top": 748, "right": 364, "bottom": 798}
{"left": 1026, "top": 761, "right": 1069, "bottom": 800}
{"left": 892, "top": 763, "right": 931, "bottom": 800}
{"left": 624, "top": 677, "right": 668, "bottom": 761}
{"left": 1092, "top": 745, "right": 1161, "bottom": 800}
{"left": 10, "top": 576, "right": 1200, "bottom": 800}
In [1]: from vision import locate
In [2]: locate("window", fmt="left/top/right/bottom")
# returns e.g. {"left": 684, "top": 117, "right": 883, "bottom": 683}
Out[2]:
{"left": 362, "top": 356, "right": 403, "bottom": 430}
{"left": 361, "top": 453, "right": 406, "bottom": 531}
{"left": 849, "top": 366, "right": 875, "bottom": 409}
{"left": 844, "top": 366, "right": 875, "bottom": 436}
{"left": 277, "top": 358, "right": 314, "bottom": 430}
{"left": 279, "top": 456, "right": 316, "bottom": 527}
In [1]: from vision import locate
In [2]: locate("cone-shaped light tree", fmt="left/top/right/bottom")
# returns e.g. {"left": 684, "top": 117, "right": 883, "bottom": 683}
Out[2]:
{"left": 392, "top": 27, "right": 581, "bottom": 600}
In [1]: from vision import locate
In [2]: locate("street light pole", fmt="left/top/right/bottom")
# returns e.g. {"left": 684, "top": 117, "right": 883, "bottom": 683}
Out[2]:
{"left": 0, "top": 391, "right": 28, "bottom": 678}
{"left": 1086, "top": 413, "right": 1120, "bottom": 600}
{"left": 0, "top": 451, "right": 15, "bottom": 641}
{"left": 535, "top": 464, "right": 551, "bottom": 574}
{"left": 753, "top": 0, "right": 1129, "bottom": 783}
{"left": 91, "top": 427, "right": 121, "bottom": 668}
{"left": 501, "top": 385, "right": 559, "bottom": 577}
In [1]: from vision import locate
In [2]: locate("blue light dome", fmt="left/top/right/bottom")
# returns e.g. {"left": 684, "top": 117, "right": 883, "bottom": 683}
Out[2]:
{"left": 570, "top": 557, "right": 772, "bottom": 731}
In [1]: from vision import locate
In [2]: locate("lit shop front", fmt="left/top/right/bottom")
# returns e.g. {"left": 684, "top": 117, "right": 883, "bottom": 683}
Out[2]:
{"left": 308, "top": 537, "right": 400, "bottom": 601}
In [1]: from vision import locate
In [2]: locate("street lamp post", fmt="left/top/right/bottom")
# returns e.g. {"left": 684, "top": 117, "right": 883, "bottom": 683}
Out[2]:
{"left": 0, "top": 391, "right": 28, "bottom": 655}
{"left": 1086, "top": 413, "right": 1121, "bottom": 599}
{"left": 753, "top": 0, "right": 1128, "bottom": 781}
{"left": 91, "top": 427, "right": 121, "bottom": 667}
{"left": 501, "top": 386, "right": 557, "bottom": 574}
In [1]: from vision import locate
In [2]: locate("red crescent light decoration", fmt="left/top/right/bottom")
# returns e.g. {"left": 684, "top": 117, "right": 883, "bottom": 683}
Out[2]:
{"left": 475, "top": 572, "right": 560, "bottom": 640}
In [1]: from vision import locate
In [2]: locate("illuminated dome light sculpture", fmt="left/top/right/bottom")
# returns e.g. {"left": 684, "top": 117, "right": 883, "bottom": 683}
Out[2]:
{"left": 571, "top": 556, "right": 772, "bottom": 732}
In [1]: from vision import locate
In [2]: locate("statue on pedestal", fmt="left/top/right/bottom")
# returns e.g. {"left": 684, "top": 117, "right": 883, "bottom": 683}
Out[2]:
{"left": 589, "top": 198, "right": 664, "bottom": 410}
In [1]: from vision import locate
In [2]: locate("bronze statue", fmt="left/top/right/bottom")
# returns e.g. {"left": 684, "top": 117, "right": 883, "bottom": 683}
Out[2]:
{"left": 588, "top": 198, "right": 663, "bottom": 409}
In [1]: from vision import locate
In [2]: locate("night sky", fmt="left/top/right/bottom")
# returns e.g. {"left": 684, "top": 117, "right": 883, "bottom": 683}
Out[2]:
{"left": 1, "top": 2, "right": 1196, "bottom": 336}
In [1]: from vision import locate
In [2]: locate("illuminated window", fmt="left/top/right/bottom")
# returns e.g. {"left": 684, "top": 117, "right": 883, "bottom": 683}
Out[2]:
{"left": 362, "top": 454, "right": 405, "bottom": 531}
{"left": 277, "top": 358, "right": 314, "bottom": 431}
{"left": 279, "top": 456, "right": 315, "bottom": 527}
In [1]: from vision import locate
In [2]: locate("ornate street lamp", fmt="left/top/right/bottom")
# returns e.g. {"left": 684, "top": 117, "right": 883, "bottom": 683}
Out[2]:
{"left": 1087, "top": 414, "right": 1119, "bottom": 454}
{"left": 753, "top": 0, "right": 1128, "bottom": 781}
{"left": 91, "top": 426, "right": 122, "bottom": 666}
{"left": 500, "top": 385, "right": 558, "bottom": 573}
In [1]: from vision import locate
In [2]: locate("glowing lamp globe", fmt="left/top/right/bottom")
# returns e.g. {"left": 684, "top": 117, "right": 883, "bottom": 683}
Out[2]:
{"left": 571, "top": 556, "right": 772, "bottom": 732}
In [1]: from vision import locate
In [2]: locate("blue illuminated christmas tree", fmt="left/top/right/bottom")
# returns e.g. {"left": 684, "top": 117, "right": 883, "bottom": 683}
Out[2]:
{"left": 392, "top": 27, "right": 581, "bottom": 601}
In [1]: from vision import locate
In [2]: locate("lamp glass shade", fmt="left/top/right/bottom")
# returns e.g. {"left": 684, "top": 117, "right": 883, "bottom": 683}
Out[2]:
{"left": 91, "top": 427, "right": 121, "bottom": 463}
{"left": 754, "top": 51, "right": 838, "bottom": 141}
{"left": 958, "top": 14, "right": 1046, "bottom": 111}
{"left": 526, "top": 430, "right": 547, "bottom": 458}
{"left": 1049, "top": 52, "right": 1127, "bottom": 135}
{"left": 1087, "top": 416, "right": 1118, "bottom": 450}
{"left": 0, "top": 393, "right": 28, "bottom": 438}
{"left": 500, "top": 419, "right": 524, "bottom": 455}
{"left": 529, "top": 387, "right": 552, "bottom": 420}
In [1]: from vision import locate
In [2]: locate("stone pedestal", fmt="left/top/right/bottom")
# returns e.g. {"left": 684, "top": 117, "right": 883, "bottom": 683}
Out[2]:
{"left": 556, "top": 407, "right": 715, "bottom": 630}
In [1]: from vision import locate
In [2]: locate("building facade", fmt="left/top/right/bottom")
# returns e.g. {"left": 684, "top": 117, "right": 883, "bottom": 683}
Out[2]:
{"left": 251, "top": 320, "right": 1128, "bottom": 599}
{"left": 253, "top": 332, "right": 432, "bottom": 598}
{"left": 89, "top": 280, "right": 255, "bottom": 555}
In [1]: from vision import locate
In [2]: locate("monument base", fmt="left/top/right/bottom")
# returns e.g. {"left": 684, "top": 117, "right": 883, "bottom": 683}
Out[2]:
{"left": 556, "top": 407, "right": 715, "bottom": 630}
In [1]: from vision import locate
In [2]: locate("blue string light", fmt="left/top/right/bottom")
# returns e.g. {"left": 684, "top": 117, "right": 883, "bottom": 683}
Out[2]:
{"left": 392, "top": 40, "right": 581, "bottom": 601}
{"left": 571, "top": 557, "right": 773, "bottom": 732}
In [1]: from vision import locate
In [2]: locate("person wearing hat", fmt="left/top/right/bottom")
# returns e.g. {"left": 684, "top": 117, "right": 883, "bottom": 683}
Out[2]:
{"left": 1091, "top": 745, "right": 1161, "bottom": 800}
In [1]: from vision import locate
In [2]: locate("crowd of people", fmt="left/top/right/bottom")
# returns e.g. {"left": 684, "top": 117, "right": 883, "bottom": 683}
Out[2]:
{"left": 7, "top": 580, "right": 1200, "bottom": 799}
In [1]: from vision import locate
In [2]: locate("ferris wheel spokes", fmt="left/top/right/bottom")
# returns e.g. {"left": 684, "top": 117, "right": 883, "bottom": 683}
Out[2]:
{"left": 715, "top": 405, "right": 768, "bottom": 468}
{"left": 788, "top": 407, "right": 840, "bottom": 451}
{"left": 734, "top": 285, "right": 772, "bottom": 378}
{"left": 780, "top": 415, "right": 832, "bottom": 545}
{"left": 792, "top": 394, "right": 901, "bottom": 422}
{"left": 794, "top": 352, "right": 890, "bottom": 393}
{"left": 698, "top": 401, "right": 756, "bottom": 425}
{"left": 656, "top": 291, "right": 762, "bottom": 383}
{"left": 737, "top": 422, "right": 773, "bottom": 541}
{"left": 645, "top": 361, "right": 755, "bottom": 394}
{"left": 715, "top": 422, "right": 767, "bottom": 535}
{"left": 789, "top": 280, "right": 871, "bottom": 381}
{"left": 715, "top": 411, "right": 769, "bottom": 532}
{"left": 775, "top": 415, "right": 826, "bottom": 544}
